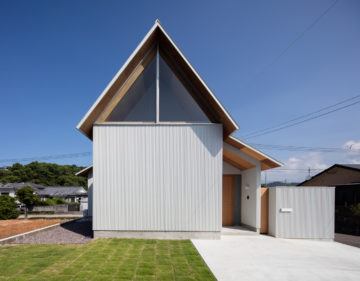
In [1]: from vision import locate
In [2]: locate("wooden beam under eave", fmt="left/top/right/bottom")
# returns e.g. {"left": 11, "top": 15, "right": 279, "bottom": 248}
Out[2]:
{"left": 223, "top": 149, "right": 255, "bottom": 170}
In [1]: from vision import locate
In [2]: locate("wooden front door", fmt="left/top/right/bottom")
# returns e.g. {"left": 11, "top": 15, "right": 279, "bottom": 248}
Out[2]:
{"left": 260, "top": 187, "right": 269, "bottom": 234}
{"left": 222, "top": 175, "right": 235, "bottom": 226}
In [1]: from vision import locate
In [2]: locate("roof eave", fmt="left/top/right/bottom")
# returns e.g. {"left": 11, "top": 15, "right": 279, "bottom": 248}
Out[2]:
{"left": 226, "top": 136, "right": 283, "bottom": 170}
{"left": 76, "top": 21, "right": 160, "bottom": 139}
{"left": 75, "top": 165, "right": 93, "bottom": 177}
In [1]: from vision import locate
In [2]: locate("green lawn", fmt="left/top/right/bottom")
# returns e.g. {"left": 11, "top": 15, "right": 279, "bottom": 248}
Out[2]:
{"left": 0, "top": 239, "right": 216, "bottom": 281}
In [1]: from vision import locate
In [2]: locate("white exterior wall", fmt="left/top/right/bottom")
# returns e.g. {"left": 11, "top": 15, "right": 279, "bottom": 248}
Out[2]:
{"left": 241, "top": 166, "right": 261, "bottom": 231}
{"left": 93, "top": 123, "right": 223, "bottom": 232}
{"left": 268, "top": 186, "right": 335, "bottom": 239}
{"left": 0, "top": 191, "right": 15, "bottom": 197}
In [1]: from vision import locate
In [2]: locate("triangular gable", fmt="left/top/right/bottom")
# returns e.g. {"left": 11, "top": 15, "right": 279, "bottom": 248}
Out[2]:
{"left": 77, "top": 20, "right": 238, "bottom": 139}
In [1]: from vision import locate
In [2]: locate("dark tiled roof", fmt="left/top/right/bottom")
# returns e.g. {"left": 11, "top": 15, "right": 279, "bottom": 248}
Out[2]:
{"left": 339, "top": 164, "right": 360, "bottom": 171}
{"left": 36, "top": 187, "right": 87, "bottom": 197}
{"left": 0, "top": 182, "right": 87, "bottom": 197}
{"left": 298, "top": 164, "right": 360, "bottom": 186}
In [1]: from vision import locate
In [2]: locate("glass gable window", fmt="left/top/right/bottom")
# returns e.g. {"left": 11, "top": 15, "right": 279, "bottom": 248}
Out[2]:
{"left": 159, "top": 56, "right": 209, "bottom": 122}
{"left": 105, "top": 50, "right": 210, "bottom": 123}
{"left": 107, "top": 57, "right": 156, "bottom": 122}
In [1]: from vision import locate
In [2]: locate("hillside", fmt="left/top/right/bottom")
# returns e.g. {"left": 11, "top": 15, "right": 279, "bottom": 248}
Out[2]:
{"left": 0, "top": 162, "right": 86, "bottom": 187}
{"left": 265, "top": 181, "right": 300, "bottom": 187}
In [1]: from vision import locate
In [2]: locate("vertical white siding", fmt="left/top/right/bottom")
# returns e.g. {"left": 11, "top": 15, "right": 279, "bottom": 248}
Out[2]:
{"left": 268, "top": 187, "right": 277, "bottom": 236}
{"left": 269, "top": 186, "right": 335, "bottom": 239}
{"left": 93, "top": 124, "right": 222, "bottom": 232}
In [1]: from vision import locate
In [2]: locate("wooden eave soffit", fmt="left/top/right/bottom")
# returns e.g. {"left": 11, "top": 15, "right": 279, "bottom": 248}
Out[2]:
{"left": 223, "top": 149, "right": 255, "bottom": 170}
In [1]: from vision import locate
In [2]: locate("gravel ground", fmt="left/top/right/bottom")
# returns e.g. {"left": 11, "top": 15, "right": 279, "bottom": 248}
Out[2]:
{"left": 9, "top": 219, "right": 93, "bottom": 244}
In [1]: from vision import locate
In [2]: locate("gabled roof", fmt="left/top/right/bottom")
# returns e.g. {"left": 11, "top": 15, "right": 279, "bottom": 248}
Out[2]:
{"left": 77, "top": 20, "right": 239, "bottom": 139}
{"left": 299, "top": 164, "right": 360, "bottom": 186}
{"left": 224, "top": 136, "right": 282, "bottom": 171}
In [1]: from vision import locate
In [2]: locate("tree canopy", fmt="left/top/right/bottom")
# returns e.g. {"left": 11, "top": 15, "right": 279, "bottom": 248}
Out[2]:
{"left": 0, "top": 162, "right": 87, "bottom": 187}
{"left": 0, "top": 196, "right": 19, "bottom": 220}
{"left": 16, "top": 186, "right": 40, "bottom": 207}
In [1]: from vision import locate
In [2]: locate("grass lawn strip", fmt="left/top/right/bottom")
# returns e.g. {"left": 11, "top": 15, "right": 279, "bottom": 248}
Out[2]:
{"left": 0, "top": 239, "right": 215, "bottom": 281}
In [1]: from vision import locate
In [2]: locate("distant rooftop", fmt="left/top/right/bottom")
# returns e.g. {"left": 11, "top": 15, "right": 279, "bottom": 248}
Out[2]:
{"left": 0, "top": 182, "right": 87, "bottom": 197}
{"left": 36, "top": 186, "right": 86, "bottom": 197}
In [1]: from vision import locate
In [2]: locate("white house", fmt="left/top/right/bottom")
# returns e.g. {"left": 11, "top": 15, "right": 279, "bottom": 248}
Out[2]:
{"left": 76, "top": 20, "right": 281, "bottom": 239}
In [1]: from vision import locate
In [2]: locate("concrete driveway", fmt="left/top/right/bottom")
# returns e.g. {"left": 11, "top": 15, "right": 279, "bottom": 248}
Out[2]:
{"left": 192, "top": 235, "right": 360, "bottom": 281}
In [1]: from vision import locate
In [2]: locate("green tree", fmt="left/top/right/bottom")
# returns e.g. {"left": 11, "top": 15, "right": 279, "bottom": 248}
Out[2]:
{"left": 16, "top": 186, "right": 40, "bottom": 218}
{"left": 0, "top": 162, "right": 87, "bottom": 188}
{"left": 0, "top": 196, "right": 20, "bottom": 220}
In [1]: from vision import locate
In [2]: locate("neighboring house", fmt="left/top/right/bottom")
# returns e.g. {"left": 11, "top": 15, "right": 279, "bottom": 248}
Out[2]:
{"left": 76, "top": 20, "right": 281, "bottom": 239}
{"left": 299, "top": 164, "right": 360, "bottom": 186}
{"left": 299, "top": 164, "right": 360, "bottom": 206}
{"left": 36, "top": 186, "right": 87, "bottom": 203}
{"left": 76, "top": 166, "right": 93, "bottom": 216}
{"left": 0, "top": 182, "right": 44, "bottom": 197}
{"left": 0, "top": 182, "right": 87, "bottom": 203}
{"left": 299, "top": 164, "right": 360, "bottom": 235}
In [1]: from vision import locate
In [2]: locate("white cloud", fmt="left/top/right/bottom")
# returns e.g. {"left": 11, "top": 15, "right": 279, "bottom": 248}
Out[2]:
{"left": 343, "top": 140, "right": 360, "bottom": 164}
{"left": 262, "top": 140, "right": 360, "bottom": 184}
{"left": 263, "top": 152, "right": 328, "bottom": 184}
{"left": 343, "top": 140, "right": 360, "bottom": 151}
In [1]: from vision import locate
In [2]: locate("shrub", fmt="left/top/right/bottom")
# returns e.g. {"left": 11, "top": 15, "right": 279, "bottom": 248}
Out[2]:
{"left": 35, "top": 197, "right": 66, "bottom": 206}
{"left": 35, "top": 199, "right": 51, "bottom": 206}
{"left": 54, "top": 197, "right": 66, "bottom": 205}
{"left": 0, "top": 196, "right": 20, "bottom": 220}
{"left": 350, "top": 203, "right": 360, "bottom": 217}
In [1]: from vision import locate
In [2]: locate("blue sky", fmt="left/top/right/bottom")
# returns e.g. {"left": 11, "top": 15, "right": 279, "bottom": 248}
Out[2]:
{"left": 0, "top": 0, "right": 359, "bottom": 182}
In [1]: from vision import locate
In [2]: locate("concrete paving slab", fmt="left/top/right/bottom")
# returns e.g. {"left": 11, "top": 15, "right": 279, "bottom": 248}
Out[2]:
{"left": 192, "top": 235, "right": 360, "bottom": 281}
